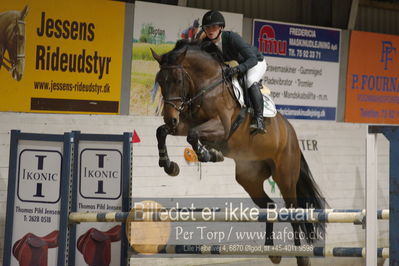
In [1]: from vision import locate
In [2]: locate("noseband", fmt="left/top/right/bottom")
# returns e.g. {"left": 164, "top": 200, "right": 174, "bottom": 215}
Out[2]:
{"left": 159, "top": 64, "right": 224, "bottom": 113}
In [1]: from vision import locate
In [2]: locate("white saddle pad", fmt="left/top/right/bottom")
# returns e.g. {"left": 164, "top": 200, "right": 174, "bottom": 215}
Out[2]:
{"left": 232, "top": 78, "right": 277, "bottom": 117}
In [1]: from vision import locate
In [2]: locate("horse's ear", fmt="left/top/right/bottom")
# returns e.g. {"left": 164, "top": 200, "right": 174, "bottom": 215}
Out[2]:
{"left": 150, "top": 48, "right": 162, "bottom": 64}
{"left": 176, "top": 47, "right": 187, "bottom": 65}
{"left": 20, "top": 5, "right": 29, "bottom": 20}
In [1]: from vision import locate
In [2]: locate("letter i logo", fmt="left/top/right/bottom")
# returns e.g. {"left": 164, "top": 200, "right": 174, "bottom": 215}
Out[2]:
{"left": 33, "top": 155, "right": 46, "bottom": 197}
{"left": 95, "top": 154, "right": 106, "bottom": 194}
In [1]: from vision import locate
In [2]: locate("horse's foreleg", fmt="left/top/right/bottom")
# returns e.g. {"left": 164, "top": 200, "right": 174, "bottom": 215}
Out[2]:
{"left": 187, "top": 118, "right": 225, "bottom": 163}
{"left": 156, "top": 124, "right": 180, "bottom": 176}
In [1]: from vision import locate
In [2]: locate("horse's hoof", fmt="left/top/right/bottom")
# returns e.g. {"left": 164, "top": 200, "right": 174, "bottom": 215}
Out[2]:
{"left": 197, "top": 151, "right": 211, "bottom": 162}
{"left": 269, "top": 256, "right": 281, "bottom": 264}
{"left": 297, "top": 257, "right": 311, "bottom": 266}
{"left": 165, "top": 161, "right": 180, "bottom": 176}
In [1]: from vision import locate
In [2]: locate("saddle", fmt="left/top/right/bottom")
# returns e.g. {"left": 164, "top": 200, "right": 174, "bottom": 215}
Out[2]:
{"left": 12, "top": 230, "right": 59, "bottom": 266}
{"left": 231, "top": 74, "right": 277, "bottom": 118}
{"left": 77, "top": 225, "right": 121, "bottom": 266}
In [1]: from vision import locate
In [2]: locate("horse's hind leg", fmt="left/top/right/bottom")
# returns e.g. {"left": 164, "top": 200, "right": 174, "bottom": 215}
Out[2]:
{"left": 235, "top": 160, "right": 281, "bottom": 264}
{"left": 274, "top": 158, "right": 310, "bottom": 266}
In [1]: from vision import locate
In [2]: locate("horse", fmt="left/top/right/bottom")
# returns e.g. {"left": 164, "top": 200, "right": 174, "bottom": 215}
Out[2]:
{"left": 150, "top": 40, "right": 326, "bottom": 266}
{"left": 0, "top": 5, "right": 28, "bottom": 81}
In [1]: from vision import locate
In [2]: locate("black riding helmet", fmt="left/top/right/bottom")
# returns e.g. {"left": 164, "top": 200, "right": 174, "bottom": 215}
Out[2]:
{"left": 201, "top": 10, "right": 225, "bottom": 28}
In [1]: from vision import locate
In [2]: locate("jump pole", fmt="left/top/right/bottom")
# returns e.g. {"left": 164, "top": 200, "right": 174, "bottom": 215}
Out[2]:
{"left": 69, "top": 209, "right": 389, "bottom": 223}
{"left": 159, "top": 245, "right": 389, "bottom": 258}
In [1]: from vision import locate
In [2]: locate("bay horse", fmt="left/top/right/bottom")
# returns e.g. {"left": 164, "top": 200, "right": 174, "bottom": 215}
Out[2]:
{"left": 151, "top": 40, "right": 326, "bottom": 266}
{"left": 0, "top": 5, "right": 28, "bottom": 81}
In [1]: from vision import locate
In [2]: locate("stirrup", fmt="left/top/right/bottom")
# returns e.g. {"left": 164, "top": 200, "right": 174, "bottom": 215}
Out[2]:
{"left": 250, "top": 117, "right": 266, "bottom": 134}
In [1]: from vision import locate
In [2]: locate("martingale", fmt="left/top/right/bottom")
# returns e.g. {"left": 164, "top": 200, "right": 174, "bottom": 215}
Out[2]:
{"left": 35, "top": 45, "right": 111, "bottom": 79}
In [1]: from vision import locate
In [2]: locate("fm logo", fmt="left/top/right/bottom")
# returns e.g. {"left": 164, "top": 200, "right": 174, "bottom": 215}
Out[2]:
{"left": 380, "top": 41, "right": 396, "bottom": 70}
{"left": 258, "top": 25, "right": 287, "bottom": 55}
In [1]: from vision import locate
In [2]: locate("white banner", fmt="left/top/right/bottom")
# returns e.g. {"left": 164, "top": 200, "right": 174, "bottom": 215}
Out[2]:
{"left": 131, "top": 1, "right": 243, "bottom": 115}
{"left": 75, "top": 140, "right": 124, "bottom": 266}
{"left": 253, "top": 19, "right": 341, "bottom": 120}
{"left": 11, "top": 140, "right": 64, "bottom": 266}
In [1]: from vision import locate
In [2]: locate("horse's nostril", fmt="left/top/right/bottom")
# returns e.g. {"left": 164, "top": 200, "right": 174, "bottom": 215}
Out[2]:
{"left": 164, "top": 117, "right": 178, "bottom": 128}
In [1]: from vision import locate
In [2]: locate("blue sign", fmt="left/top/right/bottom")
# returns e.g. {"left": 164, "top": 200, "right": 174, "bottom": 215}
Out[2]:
{"left": 253, "top": 21, "right": 340, "bottom": 62}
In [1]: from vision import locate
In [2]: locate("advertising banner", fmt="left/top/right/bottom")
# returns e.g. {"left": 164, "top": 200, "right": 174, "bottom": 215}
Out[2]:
{"left": 131, "top": 1, "right": 243, "bottom": 115}
{"left": 0, "top": 0, "right": 125, "bottom": 114}
{"left": 345, "top": 30, "right": 399, "bottom": 124}
{"left": 3, "top": 131, "right": 71, "bottom": 266}
{"left": 68, "top": 132, "right": 131, "bottom": 266}
{"left": 253, "top": 20, "right": 340, "bottom": 120}
{"left": 3, "top": 131, "right": 131, "bottom": 266}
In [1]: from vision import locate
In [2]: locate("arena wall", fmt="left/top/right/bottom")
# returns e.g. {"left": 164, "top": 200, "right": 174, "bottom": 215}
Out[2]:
{"left": 0, "top": 112, "right": 390, "bottom": 265}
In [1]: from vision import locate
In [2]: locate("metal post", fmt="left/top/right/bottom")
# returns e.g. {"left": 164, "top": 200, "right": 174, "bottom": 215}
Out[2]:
{"left": 381, "top": 128, "right": 399, "bottom": 266}
{"left": 369, "top": 125, "right": 399, "bottom": 266}
{"left": 347, "top": 0, "right": 359, "bottom": 30}
{"left": 366, "top": 132, "right": 378, "bottom": 266}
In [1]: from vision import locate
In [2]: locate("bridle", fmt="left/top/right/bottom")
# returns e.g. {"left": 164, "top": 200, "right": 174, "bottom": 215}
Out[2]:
{"left": 2, "top": 17, "right": 25, "bottom": 73}
{"left": 159, "top": 64, "right": 224, "bottom": 113}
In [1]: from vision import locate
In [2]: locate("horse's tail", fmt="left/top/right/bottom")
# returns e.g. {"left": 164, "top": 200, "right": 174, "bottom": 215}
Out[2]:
{"left": 296, "top": 152, "right": 328, "bottom": 243}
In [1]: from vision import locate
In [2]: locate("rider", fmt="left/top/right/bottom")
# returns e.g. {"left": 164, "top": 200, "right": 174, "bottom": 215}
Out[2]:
{"left": 201, "top": 10, "right": 266, "bottom": 134}
{"left": 181, "top": 19, "right": 200, "bottom": 41}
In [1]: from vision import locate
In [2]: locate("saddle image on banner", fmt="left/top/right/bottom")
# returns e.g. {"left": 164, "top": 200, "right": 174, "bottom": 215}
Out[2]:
{"left": 77, "top": 225, "right": 122, "bottom": 266}
{"left": 232, "top": 78, "right": 277, "bottom": 117}
{"left": 12, "top": 231, "right": 59, "bottom": 266}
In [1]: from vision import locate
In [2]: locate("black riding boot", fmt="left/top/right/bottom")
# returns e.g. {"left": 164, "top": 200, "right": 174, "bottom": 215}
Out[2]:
{"left": 248, "top": 83, "right": 266, "bottom": 134}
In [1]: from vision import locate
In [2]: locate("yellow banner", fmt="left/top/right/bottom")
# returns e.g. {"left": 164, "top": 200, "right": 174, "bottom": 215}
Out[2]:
{"left": 0, "top": 0, "right": 125, "bottom": 114}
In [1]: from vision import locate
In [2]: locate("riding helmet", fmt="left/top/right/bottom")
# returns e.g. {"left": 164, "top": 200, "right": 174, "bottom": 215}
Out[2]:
{"left": 201, "top": 10, "right": 225, "bottom": 28}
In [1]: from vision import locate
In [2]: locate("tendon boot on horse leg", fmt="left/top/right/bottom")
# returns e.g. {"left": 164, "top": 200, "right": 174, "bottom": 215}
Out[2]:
{"left": 248, "top": 82, "right": 266, "bottom": 134}
{"left": 156, "top": 125, "right": 180, "bottom": 176}
{"left": 187, "top": 129, "right": 224, "bottom": 163}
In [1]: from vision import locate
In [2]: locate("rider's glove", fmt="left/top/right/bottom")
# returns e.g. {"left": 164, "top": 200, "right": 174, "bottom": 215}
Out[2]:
{"left": 223, "top": 66, "right": 240, "bottom": 78}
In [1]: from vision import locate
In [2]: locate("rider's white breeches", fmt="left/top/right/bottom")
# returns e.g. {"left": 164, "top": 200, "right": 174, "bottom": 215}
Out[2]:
{"left": 245, "top": 58, "right": 267, "bottom": 89}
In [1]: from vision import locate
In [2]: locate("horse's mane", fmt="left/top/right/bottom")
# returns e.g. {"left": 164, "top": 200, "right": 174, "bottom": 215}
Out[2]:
{"left": 161, "top": 39, "right": 225, "bottom": 65}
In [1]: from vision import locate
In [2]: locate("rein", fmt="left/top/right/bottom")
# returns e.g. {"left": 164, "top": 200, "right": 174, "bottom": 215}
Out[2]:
{"left": 160, "top": 64, "right": 224, "bottom": 112}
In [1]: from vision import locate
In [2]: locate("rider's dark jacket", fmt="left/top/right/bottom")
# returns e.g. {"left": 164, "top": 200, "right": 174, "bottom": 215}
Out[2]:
{"left": 203, "top": 31, "right": 263, "bottom": 74}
